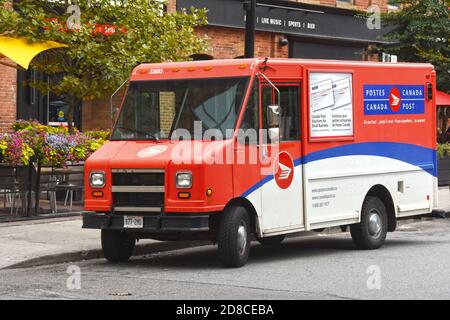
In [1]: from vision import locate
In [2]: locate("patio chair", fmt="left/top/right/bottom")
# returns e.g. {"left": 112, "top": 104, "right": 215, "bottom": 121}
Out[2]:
{"left": 36, "top": 166, "right": 59, "bottom": 214}
{"left": 54, "top": 163, "right": 84, "bottom": 212}
{"left": 0, "top": 165, "right": 18, "bottom": 215}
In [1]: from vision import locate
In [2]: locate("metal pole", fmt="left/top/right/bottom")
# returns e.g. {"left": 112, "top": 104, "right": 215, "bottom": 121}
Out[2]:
{"left": 26, "top": 158, "right": 35, "bottom": 217}
{"left": 110, "top": 80, "right": 128, "bottom": 128}
{"left": 34, "top": 161, "right": 41, "bottom": 216}
{"left": 244, "top": 0, "right": 256, "bottom": 58}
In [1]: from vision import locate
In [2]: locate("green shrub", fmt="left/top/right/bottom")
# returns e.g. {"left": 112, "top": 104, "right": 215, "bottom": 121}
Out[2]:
{"left": 437, "top": 143, "right": 450, "bottom": 159}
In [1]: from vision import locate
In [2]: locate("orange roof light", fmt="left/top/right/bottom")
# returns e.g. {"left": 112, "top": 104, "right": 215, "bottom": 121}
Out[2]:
{"left": 137, "top": 69, "right": 148, "bottom": 74}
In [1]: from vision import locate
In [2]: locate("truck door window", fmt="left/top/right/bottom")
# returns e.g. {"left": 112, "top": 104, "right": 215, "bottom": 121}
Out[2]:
{"left": 262, "top": 85, "right": 300, "bottom": 143}
{"left": 279, "top": 86, "right": 300, "bottom": 141}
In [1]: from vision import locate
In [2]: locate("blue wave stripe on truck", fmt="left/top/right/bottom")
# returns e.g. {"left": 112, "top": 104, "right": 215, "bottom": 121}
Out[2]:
{"left": 242, "top": 142, "right": 436, "bottom": 197}
{"left": 301, "top": 142, "right": 436, "bottom": 175}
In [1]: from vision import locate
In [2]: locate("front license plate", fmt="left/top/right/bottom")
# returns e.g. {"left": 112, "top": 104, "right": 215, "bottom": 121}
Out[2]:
{"left": 123, "top": 216, "right": 144, "bottom": 229}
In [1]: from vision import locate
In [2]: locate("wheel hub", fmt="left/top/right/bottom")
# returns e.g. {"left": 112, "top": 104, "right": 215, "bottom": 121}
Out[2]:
{"left": 368, "top": 209, "right": 382, "bottom": 237}
{"left": 237, "top": 222, "right": 247, "bottom": 255}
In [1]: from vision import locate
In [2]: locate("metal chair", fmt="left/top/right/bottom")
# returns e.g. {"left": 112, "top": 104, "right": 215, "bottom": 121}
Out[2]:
{"left": 0, "top": 165, "right": 18, "bottom": 215}
{"left": 54, "top": 162, "right": 84, "bottom": 212}
{"left": 37, "top": 166, "right": 59, "bottom": 214}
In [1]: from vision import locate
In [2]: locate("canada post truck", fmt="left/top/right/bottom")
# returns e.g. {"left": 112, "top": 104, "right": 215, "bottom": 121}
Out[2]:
{"left": 82, "top": 58, "right": 437, "bottom": 267}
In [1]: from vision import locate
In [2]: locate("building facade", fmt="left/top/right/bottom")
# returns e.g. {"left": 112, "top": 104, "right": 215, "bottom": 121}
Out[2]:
{"left": 170, "top": 0, "right": 389, "bottom": 61}
{"left": 0, "top": 0, "right": 389, "bottom": 133}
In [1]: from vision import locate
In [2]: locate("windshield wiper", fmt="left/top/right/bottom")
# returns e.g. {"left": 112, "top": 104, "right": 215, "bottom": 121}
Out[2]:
{"left": 116, "top": 126, "right": 160, "bottom": 142}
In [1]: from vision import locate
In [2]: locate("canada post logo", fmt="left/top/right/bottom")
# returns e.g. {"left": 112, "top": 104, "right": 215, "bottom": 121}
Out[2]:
{"left": 274, "top": 152, "right": 294, "bottom": 189}
{"left": 364, "top": 85, "right": 425, "bottom": 115}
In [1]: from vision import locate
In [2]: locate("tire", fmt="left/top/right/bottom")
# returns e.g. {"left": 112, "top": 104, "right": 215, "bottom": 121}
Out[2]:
{"left": 101, "top": 229, "right": 136, "bottom": 262}
{"left": 258, "top": 235, "right": 285, "bottom": 246}
{"left": 350, "top": 196, "right": 388, "bottom": 250}
{"left": 218, "top": 206, "right": 251, "bottom": 268}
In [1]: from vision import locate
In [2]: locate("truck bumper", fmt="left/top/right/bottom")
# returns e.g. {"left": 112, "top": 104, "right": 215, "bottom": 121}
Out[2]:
{"left": 82, "top": 212, "right": 210, "bottom": 233}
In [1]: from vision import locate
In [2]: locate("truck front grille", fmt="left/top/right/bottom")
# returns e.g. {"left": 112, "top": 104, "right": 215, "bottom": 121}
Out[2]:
{"left": 111, "top": 169, "right": 164, "bottom": 213}
{"left": 112, "top": 172, "right": 165, "bottom": 186}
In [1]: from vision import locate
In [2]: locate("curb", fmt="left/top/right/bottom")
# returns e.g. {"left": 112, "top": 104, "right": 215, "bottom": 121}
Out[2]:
{"left": 3, "top": 240, "right": 210, "bottom": 270}
{"left": 429, "top": 209, "right": 450, "bottom": 219}
{"left": 0, "top": 212, "right": 84, "bottom": 225}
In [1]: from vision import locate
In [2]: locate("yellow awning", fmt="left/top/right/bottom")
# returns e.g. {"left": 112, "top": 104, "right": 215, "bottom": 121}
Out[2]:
{"left": 0, "top": 36, "right": 67, "bottom": 69}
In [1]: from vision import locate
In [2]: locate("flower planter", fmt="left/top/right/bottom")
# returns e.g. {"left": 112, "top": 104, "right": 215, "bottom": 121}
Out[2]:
{"left": 1, "top": 120, "right": 107, "bottom": 216}
{"left": 438, "top": 155, "right": 450, "bottom": 186}
{"left": 0, "top": 162, "right": 36, "bottom": 216}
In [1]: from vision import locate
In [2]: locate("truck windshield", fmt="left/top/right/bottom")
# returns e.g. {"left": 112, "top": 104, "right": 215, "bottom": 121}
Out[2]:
{"left": 111, "top": 77, "right": 249, "bottom": 141}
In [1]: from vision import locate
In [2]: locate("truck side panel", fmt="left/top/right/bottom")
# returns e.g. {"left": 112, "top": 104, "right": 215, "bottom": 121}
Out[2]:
{"left": 302, "top": 63, "right": 436, "bottom": 230}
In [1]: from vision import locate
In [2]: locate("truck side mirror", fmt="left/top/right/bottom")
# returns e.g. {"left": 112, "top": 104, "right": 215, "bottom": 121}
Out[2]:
{"left": 267, "top": 104, "right": 281, "bottom": 127}
{"left": 267, "top": 104, "right": 281, "bottom": 143}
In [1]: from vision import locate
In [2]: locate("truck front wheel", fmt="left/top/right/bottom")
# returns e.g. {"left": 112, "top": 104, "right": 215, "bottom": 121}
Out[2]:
{"left": 350, "top": 196, "right": 388, "bottom": 250}
{"left": 101, "top": 229, "right": 136, "bottom": 262}
{"left": 218, "top": 206, "right": 251, "bottom": 268}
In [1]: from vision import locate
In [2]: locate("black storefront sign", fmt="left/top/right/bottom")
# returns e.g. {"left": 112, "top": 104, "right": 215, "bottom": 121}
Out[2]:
{"left": 177, "top": 0, "right": 388, "bottom": 44}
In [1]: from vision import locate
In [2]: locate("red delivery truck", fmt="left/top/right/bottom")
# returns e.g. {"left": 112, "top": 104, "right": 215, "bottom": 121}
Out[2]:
{"left": 82, "top": 58, "right": 437, "bottom": 267}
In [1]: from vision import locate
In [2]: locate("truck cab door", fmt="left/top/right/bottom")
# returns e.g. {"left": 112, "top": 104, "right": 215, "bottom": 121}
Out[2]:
{"left": 259, "top": 81, "right": 304, "bottom": 233}
{"left": 233, "top": 78, "right": 263, "bottom": 228}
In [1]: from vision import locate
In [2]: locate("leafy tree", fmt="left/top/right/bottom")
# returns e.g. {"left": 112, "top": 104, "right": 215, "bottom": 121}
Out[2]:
{"left": 375, "top": 0, "right": 449, "bottom": 93}
{"left": 0, "top": 0, "right": 207, "bottom": 130}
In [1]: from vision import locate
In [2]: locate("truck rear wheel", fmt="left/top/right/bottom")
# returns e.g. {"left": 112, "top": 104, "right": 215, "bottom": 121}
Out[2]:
{"left": 101, "top": 229, "right": 136, "bottom": 262}
{"left": 258, "top": 235, "right": 285, "bottom": 245}
{"left": 218, "top": 206, "right": 251, "bottom": 268}
{"left": 350, "top": 196, "right": 388, "bottom": 250}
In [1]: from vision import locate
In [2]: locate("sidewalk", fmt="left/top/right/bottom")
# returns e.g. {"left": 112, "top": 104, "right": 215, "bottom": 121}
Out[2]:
{"left": 0, "top": 216, "right": 207, "bottom": 269}
{"left": 0, "top": 216, "right": 98, "bottom": 269}
{"left": 0, "top": 188, "right": 449, "bottom": 270}
{"left": 438, "top": 186, "right": 450, "bottom": 213}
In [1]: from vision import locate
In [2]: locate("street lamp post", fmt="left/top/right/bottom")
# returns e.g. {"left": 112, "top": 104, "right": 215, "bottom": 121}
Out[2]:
{"left": 244, "top": 0, "right": 256, "bottom": 58}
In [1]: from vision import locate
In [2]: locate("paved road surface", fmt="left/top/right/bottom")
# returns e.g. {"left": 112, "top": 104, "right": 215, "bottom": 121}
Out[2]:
{"left": 1, "top": 218, "right": 449, "bottom": 300}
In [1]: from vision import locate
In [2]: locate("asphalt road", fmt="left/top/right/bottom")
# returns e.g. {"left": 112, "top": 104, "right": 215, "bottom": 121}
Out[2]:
{"left": 1, "top": 218, "right": 450, "bottom": 300}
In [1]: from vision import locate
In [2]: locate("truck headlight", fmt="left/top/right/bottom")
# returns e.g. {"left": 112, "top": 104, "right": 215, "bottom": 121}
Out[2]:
{"left": 176, "top": 172, "right": 192, "bottom": 189}
{"left": 90, "top": 172, "right": 105, "bottom": 188}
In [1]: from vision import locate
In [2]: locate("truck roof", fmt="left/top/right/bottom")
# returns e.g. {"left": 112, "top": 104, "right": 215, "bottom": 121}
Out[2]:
{"left": 130, "top": 58, "right": 434, "bottom": 81}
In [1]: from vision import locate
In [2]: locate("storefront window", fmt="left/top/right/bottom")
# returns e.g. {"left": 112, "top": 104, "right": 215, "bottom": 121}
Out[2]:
{"left": 48, "top": 92, "right": 69, "bottom": 126}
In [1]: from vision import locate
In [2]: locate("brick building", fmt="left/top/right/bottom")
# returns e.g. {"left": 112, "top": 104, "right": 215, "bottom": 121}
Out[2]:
{"left": 170, "top": 0, "right": 389, "bottom": 60}
{"left": 0, "top": 0, "right": 390, "bottom": 133}
{"left": 0, "top": 58, "right": 16, "bottom": 133}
